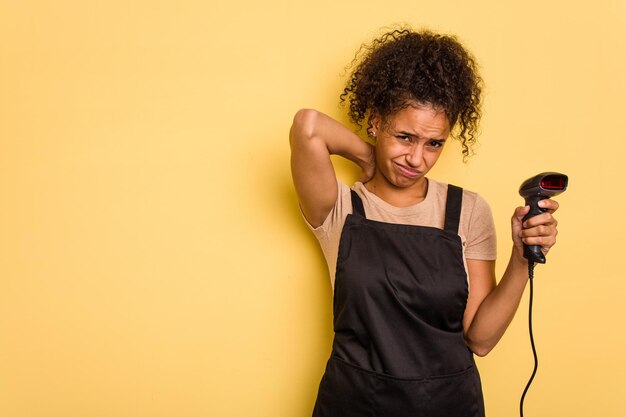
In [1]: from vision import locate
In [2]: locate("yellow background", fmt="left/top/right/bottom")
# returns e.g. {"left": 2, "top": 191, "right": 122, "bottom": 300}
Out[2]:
{"left": 1, "top": 1, "right": 624, "bottom": 416}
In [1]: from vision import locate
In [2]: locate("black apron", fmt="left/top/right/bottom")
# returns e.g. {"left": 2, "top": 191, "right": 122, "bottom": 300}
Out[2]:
{"left": 313, "top": 185, "right": 485, "bottom": 417}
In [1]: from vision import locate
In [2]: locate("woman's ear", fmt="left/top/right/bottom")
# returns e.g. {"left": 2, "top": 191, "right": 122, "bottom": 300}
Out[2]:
{"left": 368, "top": 114, "right": 381, "bottom": 138}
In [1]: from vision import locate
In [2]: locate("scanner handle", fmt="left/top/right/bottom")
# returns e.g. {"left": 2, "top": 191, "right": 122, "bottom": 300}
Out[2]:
{"left": 522, "top": 195, "right": 549, "bottom": 264}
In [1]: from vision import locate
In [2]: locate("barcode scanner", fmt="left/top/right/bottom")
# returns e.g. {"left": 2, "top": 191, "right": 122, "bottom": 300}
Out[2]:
{"left": 518, "top": 172, "right": 568, "bottom": 417}
{"left": 518, "top": 172, "right": 568, "bottom": 264}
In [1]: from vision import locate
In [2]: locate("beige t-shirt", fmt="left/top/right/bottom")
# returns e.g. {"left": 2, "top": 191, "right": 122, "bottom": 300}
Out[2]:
{"left": 306, "top": 178, "right": 497, "bottom": 287}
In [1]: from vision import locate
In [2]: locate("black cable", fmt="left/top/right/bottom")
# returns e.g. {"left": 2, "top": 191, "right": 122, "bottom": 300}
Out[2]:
{"left": 519, "top": 260, "right": 537, "bottom": 417}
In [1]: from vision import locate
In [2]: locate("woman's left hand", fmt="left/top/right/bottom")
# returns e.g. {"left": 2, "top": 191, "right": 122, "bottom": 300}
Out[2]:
{"left": 511, "top": 199, "right": 559, "bottom": 260}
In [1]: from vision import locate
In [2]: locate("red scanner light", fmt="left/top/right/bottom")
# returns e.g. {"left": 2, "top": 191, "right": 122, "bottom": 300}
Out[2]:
{"left": 541, "top": 176, "right": 566, "bottom": 190}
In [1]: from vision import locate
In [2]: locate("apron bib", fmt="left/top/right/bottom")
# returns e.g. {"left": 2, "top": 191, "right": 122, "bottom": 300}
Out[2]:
{"left": 313, "top": 185, "right": 485, "bottom": 417}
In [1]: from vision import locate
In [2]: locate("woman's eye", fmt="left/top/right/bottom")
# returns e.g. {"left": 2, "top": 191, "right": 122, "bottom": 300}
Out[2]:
{"left": 397, "top": 135, "right": 412, "bottom": 143}
{"left": 428, "top": 140, "right": 443, "bottom": 148}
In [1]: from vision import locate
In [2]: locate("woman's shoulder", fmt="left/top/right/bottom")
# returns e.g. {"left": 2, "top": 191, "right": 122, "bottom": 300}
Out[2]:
{"left": 428, "top": 178, "right": 489, "bottom": 208}
{"left": 426, "top": 179, "right": 493, "bottom": 231}
{"left": 412, "top": 178, "right": 484, "bottom": 208}
{"left": 427, "top": 179, "right": 496, "bottom": 258}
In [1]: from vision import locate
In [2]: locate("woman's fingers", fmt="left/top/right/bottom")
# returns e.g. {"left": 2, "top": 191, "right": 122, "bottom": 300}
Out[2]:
{"left": 511, "top": 198, "right": 560, "bottom": 256}
{"left": 537, "top": 198, "right": 559, "bottom": 214}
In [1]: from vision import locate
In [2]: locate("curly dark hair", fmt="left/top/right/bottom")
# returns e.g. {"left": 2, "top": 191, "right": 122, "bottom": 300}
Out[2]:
{"left": 340, "top": 27, "right": 483, "bottom": 159}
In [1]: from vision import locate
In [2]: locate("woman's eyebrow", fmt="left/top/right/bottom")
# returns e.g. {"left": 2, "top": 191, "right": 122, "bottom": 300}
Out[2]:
{"left": 396, "top": 130, "right": 447, "bottom": 141}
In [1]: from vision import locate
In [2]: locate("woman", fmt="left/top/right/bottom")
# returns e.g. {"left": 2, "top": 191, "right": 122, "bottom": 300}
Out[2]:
{"left": 289, "top": 28, "right": 559, "bottom": 417}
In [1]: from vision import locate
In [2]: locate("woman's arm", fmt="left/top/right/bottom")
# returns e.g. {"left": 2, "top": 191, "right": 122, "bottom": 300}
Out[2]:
{"left": 462, "top": 199, "right": 560, "bottom": 356}
{"left": 289, "top": 109, "right": 375, "bottom": 227}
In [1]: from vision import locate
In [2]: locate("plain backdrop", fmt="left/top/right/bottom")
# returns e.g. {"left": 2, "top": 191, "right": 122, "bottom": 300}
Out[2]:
{"left": 1, "top": 1, "right": 625, "bottom": 416}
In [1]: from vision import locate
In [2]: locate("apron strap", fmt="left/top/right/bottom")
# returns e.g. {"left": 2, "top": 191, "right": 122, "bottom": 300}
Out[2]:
{"left": 444, "top": 184, "right": 463, "bottom": 234}
{"left": 351, "top": 185, "right": 462, "bottom": 228}
{"left": 350, "top": 190, "right": 366, "bottom": 218}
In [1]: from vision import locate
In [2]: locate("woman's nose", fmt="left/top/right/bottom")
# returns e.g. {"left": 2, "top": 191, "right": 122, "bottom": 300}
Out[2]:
{"left": 405, "top": 144, "right": 423, "bottom": 167}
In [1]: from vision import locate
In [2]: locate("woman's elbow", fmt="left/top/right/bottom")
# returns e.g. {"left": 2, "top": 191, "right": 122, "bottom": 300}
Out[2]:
{"left": 471, "top": 345, "right": 493, "bottom": 358}
{"left": 465, "top": 337, "right": 496, "bottom": 357}
{"left": 290, "top": 108, "right": 319, "bottom": 146}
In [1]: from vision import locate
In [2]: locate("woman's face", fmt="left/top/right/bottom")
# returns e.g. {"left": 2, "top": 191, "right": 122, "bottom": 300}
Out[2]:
{"left": 371, "top": 104, "right": 451, "bottom": 191}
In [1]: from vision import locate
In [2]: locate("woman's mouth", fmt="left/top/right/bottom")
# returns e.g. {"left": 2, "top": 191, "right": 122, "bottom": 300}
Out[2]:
{"left": 393, "top": 162, "right": 421, "bottom": 178}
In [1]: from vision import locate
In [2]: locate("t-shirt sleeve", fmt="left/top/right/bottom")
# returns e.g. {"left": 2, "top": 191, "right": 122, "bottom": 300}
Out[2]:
{"left": 300, "top": 180, "right": 351, "bottom": 281}
{"left": 301, "top": 180, "right": 348, "bottom": 238}
{"left": 464, "top": 193, "right": 497, "bottom": 260}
